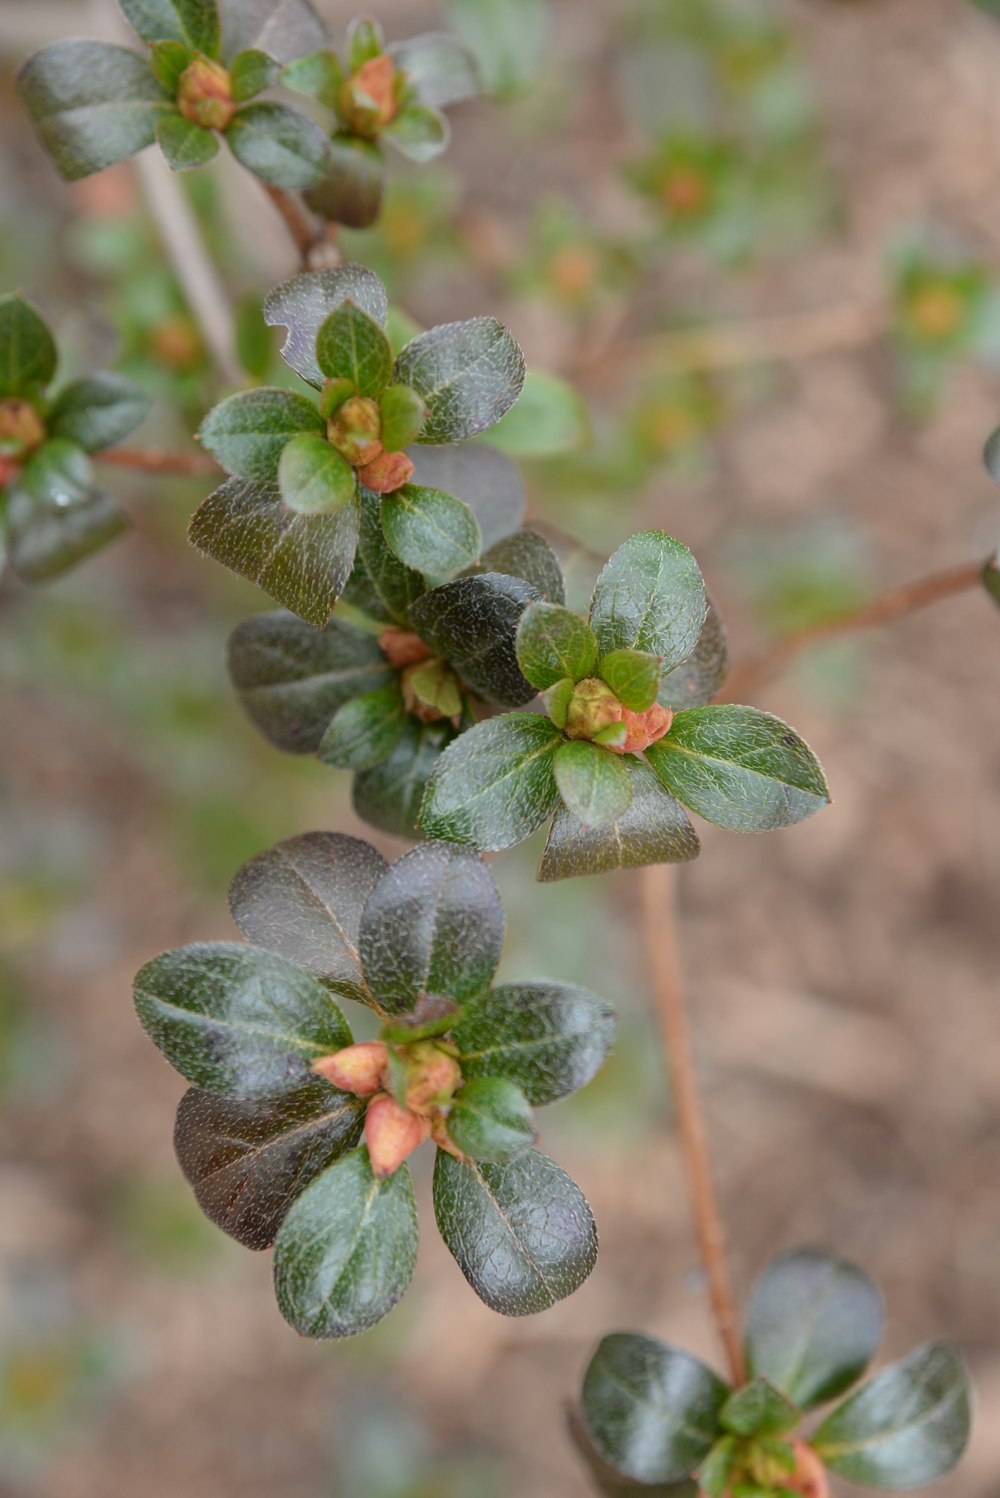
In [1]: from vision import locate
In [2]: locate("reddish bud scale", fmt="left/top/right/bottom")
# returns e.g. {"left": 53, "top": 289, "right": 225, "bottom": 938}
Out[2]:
{"left": 700, "top": 1440, "right": 829, "bottom": 1498}
{"left": 339, "top": 54, "right": 399, "bottom": 134}
{"left": 312, "top": 1040, "right": 388, "bottom": 1096}
{"left": 357, "top": 449, "right": 414, "bottom": 494}
{"left": 327, "top": 395, "right": 382, "bottom": 468}
{"left": 561, "top": 677, "right": 672, "bottom": 753}
{"left": 364, "top": 1093, "right": 429, "bottom": 1177}
{"left": 378, "top": 627, "right": 432, "bottom": 669}
{"left": 177, "top": 57, "right": 235, "bottom": 131}
{"left": 0, "top": 398, "right": 45, "bottom": 461}
{"left": 617, "top": 702, "right": 673, "bottom": 754}
{"left": 403, "top": 1042, "right": 462, "bottom": 1115}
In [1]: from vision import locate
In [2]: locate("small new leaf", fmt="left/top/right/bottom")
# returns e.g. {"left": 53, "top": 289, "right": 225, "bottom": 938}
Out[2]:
{"left": 554, "top": 741, "right": 633, "bottom": 829}
{"left": 599, "top": 648, "right": 661, "bottom": 712}
{"left": 447, "top": 1077, "right": 535, "bottom": 1161}
{"left": 199, "top": 388, "right": 325, "bottom": 481}
{"left": 720, "top": 1377, "right": 800, "bottom": 1438}
{"left": 316, "top": 301, "right": 393, "bottom": 396}
{"left": 516, "top": 601, "right": 599, "bottom": 689}
{"left": 452, "top": 981, "right": 615, "bottom": 1105}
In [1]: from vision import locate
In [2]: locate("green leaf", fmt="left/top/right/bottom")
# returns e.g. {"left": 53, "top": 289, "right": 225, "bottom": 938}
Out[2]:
{"left": 0, "top": 294, "right": 57, "bottom": 398}
{"left": 419, "top": 712, "right": 563, "bottom": 851}
{"left": 720, "top": 1378, "right": 799, "bottom": 1438}
{"left": 359, "top": 841, "right": 504, "bottom": 1013}
{"left": 229, "top": 47, "right": 281, "bottom": 101}
{"left": 5, "top": 472, "right": 127, "bottom": 583}
{"left": 18, "top": 40, "right": 173, "bottom": 182}
{"left": 273, "top": 1147, "right": 418, "bottom": 1338}
{"left": 199, "top": 388, "right": 324, "bottom": 481}
{"left": 567, "top": 1409, "right": 699, "bottom": 1498}
{"left": 277, "top": 433, "right": 356, "bottom": 516}
{"left": 217, "top": 0, "right": 327, "bottom": 64}
{"left": 133, "top": 942, "right": 352, "bottom": 1098}
{"left": 353, "top": 717, "right": 454, "bottom": 838}
{"left": 744, "top": 1249, "right": 885, "bottom": 1411}
{"left": 305, "top": 134, "right": 385, "bottom": 230}
{"left": 188, "top": 476, "right": 360, "bottom": 628}
{"left": 156, "top": 111, "right": 220, "bottom": 169}
{"left": 318, "top": 683, "right": 406, "bottom": 770}
{"left": 447, "top": 1078, "right": 535, "bottom": 1162}
{"left": 445, "top": 0, "right": 554, "bottom": 100}
{"left": 228, "top": 610, "right": 393, "bottom": 753}
{"left": 281, "top": 48, "right": 343, "bottom": 108}
{"left": 47, "top": 373, "right": 150, "bottom": 454}
{"left": 600, "top": 649, "right": 661, "bottom": 712}
{"left": 342, "top": 488, "right": 425, "bottom": 624}
{"left": 433, "top": 1148, "right": 597, "bottom": 1314}
{"left": 409, "top": 573, "right": 540, "bottom": 706}
{"left": 516, "top": 601, "right": 598, "bottom": 690}
{"left": 452, "top": 981, "right": 615, "bottom": 1105}
{"left": 384, "top": 103, "right": 450, "bottom": 164}
{"left": 378, "top": 383, "right": 426, "bottom": 450}
{"left": 659, "top": 603, "right": 728, "bottom": 711}
{"left": 554, "top": 741, "right": 633, "bottom": 829}
{"left": 119, "top": 0, "right": 220, "bottom": 53}
{"left": 486, "top": 369, "right": 591, "bottom": 458}
{"left": 814, "top": 1343, "right": 971, "bottom": 1487}
{"left": 581, "top": 1334, "right": 730, "bottom": 1486}
{"left": 228, "top": 831, "right": 387, "bottom": 1000}
{"left": 409, "top": 443, "right": 525, "bottom": 551}
{"left": 540, "top": 759, "right": 699, "bottom": 882}
{"left": 150, "top": 40, "right": 192, "bottom": 92}
{"left": 264, "top": 265, "right": 389, "bottom": 389}
{"left": 226, "top": 101, "right": 331, "bottom": 189}
{"left": 696, "top": 1436, "right": 737, "bottom": 1498}
{"left": 393, "top": 318, "right": 526, "bottom": 444}
{"left": 380, "top": 483, "right": 481, "bottom": 575}
{"left": 478, "top": 530, "right": 565, "bottom": 601}
{"left": 982, "top": 549, "right": 1000, "bottom": 609}
{"left": 346, "top": 15, "right": 385, "bottom": 70}
{"left": 647, "top": 707, "right": 830, "bottom": 833}
{"left": 174, "top": 1080, "right": 366, "bottom": 1249}
{"left": 589, "top": 531, "right": 706, "bottom": 672}
{"left": 315, "top": 302, "right": 393, "bottom": 396}
{"left": 388, "top": 32, "right": 479, "bottom": 109}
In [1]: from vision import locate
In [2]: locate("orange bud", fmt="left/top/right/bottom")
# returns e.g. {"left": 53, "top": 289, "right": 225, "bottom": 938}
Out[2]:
{"left": 177, "top": 57, "right": 234, "bottom": 131}
{"left": 327, "top": 394, "right": 382, "bottom": 467}
{"left": 784, "top": 1442, "right": 830, "bottom": 1498}
{"left": 312, "top": 1041, "right": 387, "bottom": 1096}
{"left": 364, "top": 1093, "right": 429, "bottom": 1177}
{"left": 403, "top": 1042, "right": 462, "bottom": 1114}
{"left": 378, "top": 627, "right": 432, "bottom": 669}
{"left": 0, "top": 399, "right": 45, "bottom": 461}
{"left": 616, "top": 702, "right": 673, "bottom": 754}
{"left": 430, "top": 1112, "right": 468, "bottom": 1162}
{"left": 339, "top": 54, "right": 399, "bottom": 134}
{"left": 357, "top": 448, "right": 414, "bottom": 494}
{"left": 564, "top": 678, "right": 625, "bottom": 742}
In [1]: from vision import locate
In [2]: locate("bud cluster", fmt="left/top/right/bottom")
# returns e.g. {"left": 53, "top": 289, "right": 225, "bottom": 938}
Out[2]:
{"left": 377, "top": 627, "right": 466, "bottom": 725}
{"left": 560, "top": 676, "right": 673, "bottom": 754}
{"left": 176, "top": 56, "right": 235, "bottom": 132}
{"left": 0, "top": 397, "right": 45, "bottom": 486}
{"left": 323, "top": 384, "right": 417, "bottom": 494}
{"left": 338, "top": 54, "right": 402, "bottom": 137}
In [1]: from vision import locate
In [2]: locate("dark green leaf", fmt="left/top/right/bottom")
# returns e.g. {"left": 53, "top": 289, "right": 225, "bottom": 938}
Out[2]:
{"left": 581, "top": 1334, "right": 729, "bottom": 1485}
{"left": 720, "top": 1378, "right": 799, "bottom": 1438}
{"left": 647, "top": 707, "right": 830, "bottom": 833}
{"left": 5, "top": 475, "right": 127, "bottom": 583}
{"left": 273, "top": 1147, "right": 418, "bottom": 1337}
{"left": 48, "top": 373, "right": 151, "bottom": 453}
{"left": 263, "top": 265, "right": 389, "bottom": 389}
{"left": 133, "top": 942, "right": 352, "bottom": 1097}
{"left": 358, "top": 840, "right": 504, "bottom": 1013}
{"left": 388, "top": 32, "right": 479, "bottom": 109}
{"left": 0, "top": 294, "right": 57, "bottom": 398}
{"left": 188, "top": 476, "right": 360, "bottom": 628}
{"left": 305, "top": 134, "right": 385, "bottom": 229}
{"left": 18, "top": 41, "right": 173, "bottom": 182}
{"left": 478, "top": 530, "right": 565, "bottom": 601}
{"left": 345, "top": 15, "right": 384, "bottom": 70}
{"left": 554, "top": 741, "right": 633, "bottom": 829}
{"left": 218, "top": 0, "right": 327, "bottom": 64}
{"left": 567, "top": 1408, "right": 699, "bottom": 1498}
{"left": 409, "top": 572, "right": 540, "bottom": 706}
{"left": 199, "top": 387, "right": 324, "bottom": 481}
{"left": 393, "top": 318, "right": 526, "bottom": 444}
{"left": 281, "top": 48, "right": 343, "bottom": 108}
{"left": 589, "top": 531, "right": 706, "bottom": 672}
{"left": 119, "top": 0, "right": 220, "bottom": 53}
{"left": 744, "top": 1249, "right": 885, "bottom": 1410}
{"left": 433, "top": 1148, "right": 597, "bottom": 1314}
{"left": 408, "top": 442, "right": 525, "bottom": 550}
{"left": 174, "top": 1080, "right": 365, "bottom": 1249}
{"left": 539, "top": 759, "right": 699, "bottom": 882}
{"left": 384, "top": 103, "right": 450, "bottom": 164}
{"left": 453, "top": 981, "right": 614, "bottom": 1105}
{"left": 157, "top": 112, "right": 218, "bottom": 173}
{"left": 228, "top": 831, "right": 387, "bottom": 999}
{"left": 419, "top": 712, "right": 563, "bottom": 851}
{"left": 353, "top": 717, "right": 454, "bottom": 838}
{"left": 277, "top": 433, "right": 356, "bottom": 516}
{"left": 226, "top": 101, "right": 331, "bottom": 189}
{"left": 600, "top": 649, "right": 661, "bottom": 712}
{"left": 230, "top": 48, "right": 281, "bottom": 101}
{"left": 982, "top": 550, "right": 1000, "bottom": 609}
{"left": 315, "top": 302, "right": 393, "bottom": 396}
{"left": 378, "top": 384, "right": 426, "bottom": 450}
{"left": 380, "top": 483, "right": 481, "bottom": 575}
{"left": 516, "top": 601, "right": 598, "bottom": 689}
{"left": 318, "top": 683, "right": 406, "bottom": 770}
{"left": 659, "top": 603, "right": 728, "bottom": 711}
{"left": 447, "top": 1078, "right": 535, "bottom": 1162}
{"left": 983, "top": 423, "right": 1000, "bottom": 483}
{"left": 342, "top": 487, "right": 424, "bottom": 624}
{"left": 486, "top": 369, "right": 591, "bottom": 458}
{"left": 228, "top": 610, "right": 392, "bottom": 753}
{"left": 814, "top": 1343, "right": 970, "bottom": 1487}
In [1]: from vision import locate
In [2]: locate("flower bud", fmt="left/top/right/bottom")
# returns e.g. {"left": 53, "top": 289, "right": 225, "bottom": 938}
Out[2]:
{"left": 338, "top": 54, "right": 399, "bottom": 136}
{"left": 430, "top": 1112, "right": 468, "bottom": 1162}
{"left": 403, "top": 1041, "right": 463, "bottom": 1114}
{"left": 0, "top": 399, "right": 45, "bottom": 462}
{"left": 364, "top": 1093, "right": 429, "bottom": 1177}
{"left": 312, "top": 1041, "right": 387, "bottom": 1096}
{"left": 401, "top": 660, "right": 463, "bottom": 724}
{"left": 327, "top": 394, "right": 382, "bottom": 467}
{"left": 618, "top": 702, "right": 673, "bottom": 754}
{"left": 564, "top": 678, "right": 625, "bottom": 742}
{"left": 357, "top": 448, "right": 414, "bottom": 494}
{"left": 378, "top": 627, "right": 432, "bottom": 669}
{"left": 177, "top": 57, "right": 235, "bottom": 131}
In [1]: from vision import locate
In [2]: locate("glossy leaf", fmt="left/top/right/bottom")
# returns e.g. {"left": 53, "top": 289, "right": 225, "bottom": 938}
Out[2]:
{"left": 305, "top": 134, "right": 385, "bottom": 229}
{"left": 315, "top": 302, "right": 393, "bottom": 397}
{"left": 452, "top": 981, "right": 615, "bottom": 1106}
{"left": 408, "top": 442, "right": 524, "bottom": 550}
{"left": 393, "top": 318, "right": 525, "bottom": 443}
{"left": 590, "top": 531, "right": 706, "bottom": 672}
{"left": 174, "top": 1081, "right": 365, "bottom": 1249}
{"left": 384, "top": 103, "right": 450, "bottom": 164}
{"left": 378, "top": 384, "right": 426, "bottom": 450}
{"left": 359, "top": 841, "right": 504, "bottom": 1012}
{"left": 120, "top": 0, "right": 219, "bottom": 53}
{"left": 0, "top": 294, "right": 57, "bottom": 397}
{"left": 487, "top": 369, "right": 591, "bottom": 457}
{"left": 228, "top": 611, "right": 392, "bottom": 753}
{"left": 388, "top": 32, "right": 479, "bottom": 108}
{"left": 188, "top": 476, "right": 360, "bottom": 628}
{"left": 409, "top": 572, "right": 540, "bottom": 706}
{"left": 478, "top": 530, "right": 565, "bottom": 601}
{"left": 447, "top": 1078, "right": 535, "bottom": 1162}
{"left": 48, "top": 373, "right": 151, "bottom": 454}
{"left": 581, "top": 1334, "right": 729, "bottom": 1486}
{"left": 342, "top": 488, "right": 425, "bottom": 624}
{"left": 18, "top": 41, "right": 173, "bottom": 181}
{"left": 814, "top": 1343, "right": 971, "bottom": 1487}
{"left": 600, "top": 649, "right": 661, "bottom": 712}
{"left": 229, "top": 47, "right": 281, "bottom": 101}
{"left": 419, "top": 712, "right": 563, "bottom": 851}
{"left": 318, "top": 683, "right": 406, "bottom": 770}
{"left": 226, "top": 101, "right": 331, "bottom": 190}
{"left": 218, "top": 0, "right": 327, "bottom": 64}
{"left": 720, "top": 1377, "right": 799, "bottom": 1437}
{"left": 516, "top": 601, "right": 598, "bottom": 690}
{"left": 659, "top": 603, "right": 728, "bottom": 711}
{"left": 380, "top": 483, "right": 481, "bottom": 575}
{"left": 647, "top": 707, "right": 830, "bottom": 833}
{"left": 540, "top": 759, "right": 700, "bottom": 882}
{"left": 567, "top": 1408, "right": 699, "bottom": 1498}
{"left": 554, "top": 741, "right": 633, "bottom": 829}
{"left": 264, "top": 266, "right": 389, "bottom": 390}
{"left": 744, "top": 1249, "right": 885, "bottom": 1410}
{"left": 273, "top": 1147, "right": 418, "bottom": 1337}
{"left": 228, "top": 832, "right": 387, "bottom": 1000}
{"left": 199, "top": 387, "right": 324, "bottom": 481}
{"left": 277, "top": 434, "right": 356, "bottom": 516}
{"left": 433, "top": 1148, "right": 597, "bottom": 1315}
{"left": 353, "top": 717, "right": 454, "bottom": 838}
{"left": 133, "top": 942, "right": 352, "bottom": 1098}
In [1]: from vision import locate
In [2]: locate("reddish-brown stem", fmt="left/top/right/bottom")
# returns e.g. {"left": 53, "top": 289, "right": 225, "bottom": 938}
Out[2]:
{"left": 641, "top": 863, "right": 746, "bottom": 1385}
{"left": 724, "top": 559, "right": 984, "bottom": 701}
{"left": 97, "top": 447, "right": 218, "bottom": 476}
{"left": 262, "top": 184, "right": 339, "bottom": 270}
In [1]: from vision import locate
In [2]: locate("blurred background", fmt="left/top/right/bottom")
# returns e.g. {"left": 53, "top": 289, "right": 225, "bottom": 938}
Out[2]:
{"left": 2, "top": 0, "right": 1000, "bottom": 1493}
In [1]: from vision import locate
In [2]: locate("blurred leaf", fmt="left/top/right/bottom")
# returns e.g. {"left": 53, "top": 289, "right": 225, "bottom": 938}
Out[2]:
{"left": 384, "top": 104, "right": 450, "bottom": 164}
{"left": 230, "top": 47, "right": 281, "bottom": 101}
{"left": 540, "top": 759, "right": 699, "bottom": 881}
{"left": 264, "top": 265, "right": 389, "bottom": 389}
{"left": 7, "top": 443, "right": 127, "bottom": 583}
{"left": 281, "top": 48, "right": 343, "bottom": 108}
{"left": 306, "top": 135, "right": 385, "bottom": 229}
{"left": 120, "top": 0, "right": 220, "bottom": 53}
{"left": 199, "top": 387, "right": 324, "bottom": 480}
{"left": 156, "top": 113, "right": 219, "bottom": 171}
{"left": 446, "top": 0, "right": 554, "bottom": 99}
{"left": 48, "top": 373, "right": 151, "bottom": 453}
{"left": 0, "top": 293, "right": 57, "bottom": 397}
{"left": 346, "top": 16, "right": 385, "bottom": 71}
{"left": 982, "top": 550, "right": 1000, "bottom": 609}
{"left": 218, "top": 0, "right": 327, "bottom": 64}
{"left": 487, "top": 371, "right": 591, "bottom": 458}
{"left": 720, "top": 1377, "right": 799, "bottom": 1437}
{"left": 353, "top": 716, "right": 455, "bottom": 837}
{"left": 226, "top": 101, "right": 332, "bottom": 189}
{"left": 394, "top": 319, "right": 526, "bottom": 443}
{"left": 420, "top": 712, "right": 562, "bottom": 850}
{"left": 453, "top": 980, "right": 615, "bottom": 1104}
{"left": 319, "top": 683, "right": 407, "bottom": 770}
{"left": 388, "top": 32, "right": 480, "bottom": 108}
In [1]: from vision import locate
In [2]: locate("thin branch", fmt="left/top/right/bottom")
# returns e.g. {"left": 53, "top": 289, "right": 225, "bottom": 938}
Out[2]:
{"left": 262, "top": 184, "right": 325, "bottom": 268}
{"left": 97, "top": 447, "right": 218, "bottom": 476}
{"left": 724, "top": 559, "right": 984, "bottom": 701}
{"left": 641, "top": 863, "right": 746, "bottom": 1385}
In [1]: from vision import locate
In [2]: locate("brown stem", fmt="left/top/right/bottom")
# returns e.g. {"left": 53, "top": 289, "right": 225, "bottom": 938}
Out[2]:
{"left": 97, "top": 447, "right": 218, "bottom": 476}
{"left": 724, "top": 559, "right": 984, "bottom": 701}
{"left": 262, "top": 185, "right": 340, "bottom": 270}
{"left": 641, "top": 863, "right": 746, "bottom": 1385}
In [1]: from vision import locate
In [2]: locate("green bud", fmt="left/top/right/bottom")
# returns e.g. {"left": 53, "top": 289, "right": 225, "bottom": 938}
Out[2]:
{"left": 327, "top": 394, "right": 382, "bottom": 466}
